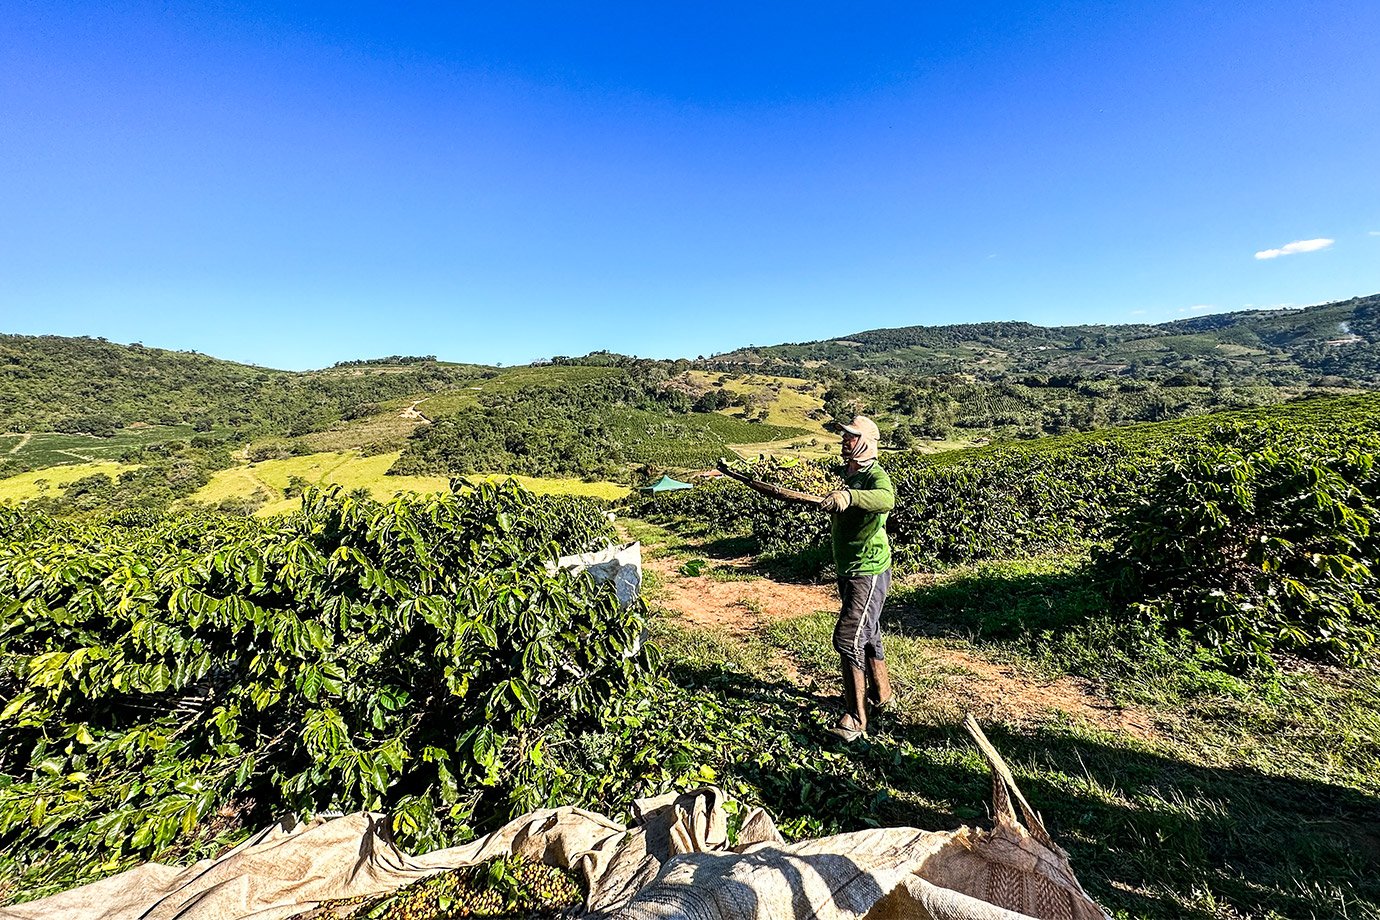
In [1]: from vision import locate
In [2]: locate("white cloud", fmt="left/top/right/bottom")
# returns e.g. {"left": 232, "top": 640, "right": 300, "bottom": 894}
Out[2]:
{"left": 1189, "top": 304, "right": 1214, "bottom": 312}
{"left": 1370, "top": 231, "right": 1380, "bottom": 237}
{"left": 1129, "top": 309, "right": 1147, "bottom": 316}
{"left": 1254, "top": 238, "right": 1334, "bottom": 260}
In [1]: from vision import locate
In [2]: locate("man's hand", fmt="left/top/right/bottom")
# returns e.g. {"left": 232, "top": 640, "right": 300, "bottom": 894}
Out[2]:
{"left": 819, "top": 490, "right": 852, "bottom": 513}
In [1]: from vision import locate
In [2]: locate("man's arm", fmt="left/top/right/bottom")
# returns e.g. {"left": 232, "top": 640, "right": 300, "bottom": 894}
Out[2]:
{"left": 848, "top": 468, "right": 895, "bottom": 512}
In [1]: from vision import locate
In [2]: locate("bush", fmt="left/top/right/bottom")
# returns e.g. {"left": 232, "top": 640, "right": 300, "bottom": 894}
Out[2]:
{"left": 1099, "top": 431, "right": 1380, "bottom": 667}
{"left": 885, "top": 441, "right": 1146, "bottom": 566}
{"left": 636, "top": 444, "right": 1149, "bottom": 571}
{"left": 0, "top": 482, "right": 651, "bottom": 889}
{"left": 635, "top": 398, "right": 1380, "bottom": 575}
{"left": 247, "top": 440, "right": 305, "bottom": 462}
{"left": 53, "top": 414, "right": 122, "bottom": 437}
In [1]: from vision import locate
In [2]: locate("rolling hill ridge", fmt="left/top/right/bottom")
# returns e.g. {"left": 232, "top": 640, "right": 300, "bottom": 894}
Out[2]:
{"left": 714, "top": 292, "right": 1380, "bottom": 383}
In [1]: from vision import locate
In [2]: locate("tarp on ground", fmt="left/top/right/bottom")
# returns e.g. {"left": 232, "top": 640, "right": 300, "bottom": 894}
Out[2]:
{"left": 1, "top": 719, "right": 1110, "bottom": 920}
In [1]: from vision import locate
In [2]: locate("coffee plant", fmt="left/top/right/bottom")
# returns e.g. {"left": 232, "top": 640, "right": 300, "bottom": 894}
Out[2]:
{"left": 630, "top": 443, "right": 1153, "bottom": 572}
{"left": 882, "top": 440, "right": 1151, "bottom": 566}
{"left": 1100, "top": 428, "right": 1380, "bottom": 667}
{"left": 633, "top": 396, "right": 1380, "bottom": 575}
{"left": 0, "top": 481, "right": 653, "bottom": 894}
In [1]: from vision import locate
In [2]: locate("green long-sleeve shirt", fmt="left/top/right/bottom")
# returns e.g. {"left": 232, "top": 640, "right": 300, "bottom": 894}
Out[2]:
{"left": 830, "top": 462, "right": 895, "bottom": 576}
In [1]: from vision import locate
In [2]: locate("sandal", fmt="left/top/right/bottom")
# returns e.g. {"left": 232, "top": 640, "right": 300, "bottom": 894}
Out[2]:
{"left": 827, "top": 714, "right": 867, "bottom": 742}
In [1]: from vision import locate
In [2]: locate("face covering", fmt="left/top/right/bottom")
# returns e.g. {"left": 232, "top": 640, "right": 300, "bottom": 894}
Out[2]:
{"left": 844, "top": 431, "right": 878, "bottom": 465}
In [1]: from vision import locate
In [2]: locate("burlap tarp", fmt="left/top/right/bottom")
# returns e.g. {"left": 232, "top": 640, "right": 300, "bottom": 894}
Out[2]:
{"left": 2, "top": 718, "right": 1108, "bottom": 920}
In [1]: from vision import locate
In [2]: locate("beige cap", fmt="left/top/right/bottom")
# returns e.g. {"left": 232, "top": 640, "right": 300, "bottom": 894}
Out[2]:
{"left": 839, "top": 415, "right": 880, "bottom": 441}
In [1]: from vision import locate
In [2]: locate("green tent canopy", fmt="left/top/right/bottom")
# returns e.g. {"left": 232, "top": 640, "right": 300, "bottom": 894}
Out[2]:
{"left": 642, "top": 475, "right": 693, "bottom": 493}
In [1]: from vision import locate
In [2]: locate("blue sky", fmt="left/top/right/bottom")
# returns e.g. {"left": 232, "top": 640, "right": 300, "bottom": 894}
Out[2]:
{"left": 1, "top": 1, "right": 1377, "bottom": 369}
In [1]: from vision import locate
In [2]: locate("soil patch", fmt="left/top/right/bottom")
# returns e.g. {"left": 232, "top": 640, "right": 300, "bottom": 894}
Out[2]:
{"left": 645, "top": 553, "right": 835, "bottom": 636}
{"left": 399, "top": 398, "right": 431, "bottom": 422}
{"left": 643, "top": 551, "right": 1156, "bottom": 740}
{"left": 918, "top": 646, "right": 1157, "bottom": 740}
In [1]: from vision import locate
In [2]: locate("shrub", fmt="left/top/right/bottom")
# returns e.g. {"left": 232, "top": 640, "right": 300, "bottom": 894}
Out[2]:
{"left": 0, "top": 482, "right": 651, "bottom": 886}
{"left": 1099, "top": 431, "right": 1380, "bottom": 667}
{"left": 625, "top": 460, "right": 834, "bottom": 574}
{"left": 633, "top": 398, "right": 1380, "bottom": 576}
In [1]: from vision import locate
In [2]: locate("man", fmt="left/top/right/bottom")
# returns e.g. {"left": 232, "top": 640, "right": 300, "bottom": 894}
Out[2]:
{"left": 818, "top": 415, "right": 895, "bottom": 741}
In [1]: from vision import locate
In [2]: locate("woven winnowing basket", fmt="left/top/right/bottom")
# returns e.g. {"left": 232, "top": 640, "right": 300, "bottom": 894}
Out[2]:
{"left": 884, "top": 716, "right": 1109, "bottom": 920}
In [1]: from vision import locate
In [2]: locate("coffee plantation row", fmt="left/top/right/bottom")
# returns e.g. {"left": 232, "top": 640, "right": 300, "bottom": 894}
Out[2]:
{"left": 0, "top": 482, "right": 669, "bottom": 897}
{"left": 633, "top": 393, "right": 1380, "bottom": 664}
{"left": 0, "top": 480, "right": 937, "bottom": 904}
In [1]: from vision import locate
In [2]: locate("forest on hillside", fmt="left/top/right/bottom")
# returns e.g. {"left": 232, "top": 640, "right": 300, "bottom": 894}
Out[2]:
{"left": 0, "top": 335, "right": 490, "bottom": 437}
{"left": 716, "top": 292, "right": 1380, "bottom": 382}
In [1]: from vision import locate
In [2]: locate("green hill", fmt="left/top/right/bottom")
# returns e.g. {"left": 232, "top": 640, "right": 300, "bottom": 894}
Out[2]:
{"left": 716, "top": 292, "right": 1380, "bottom": 383}
{"left": 701, "top": 294, "right": 1380, "bottom": 444}
{"left": 5, "top": 292, "right": 1379, "bottom": 505}
{"left": 0, "top": 340, "right": 811, "bottom": 511}
{"left": 0, "top": 334, "right": 492, "bottom": 437}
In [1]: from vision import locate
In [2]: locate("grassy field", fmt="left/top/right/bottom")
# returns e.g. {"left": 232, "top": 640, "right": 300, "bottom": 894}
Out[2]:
{"left": 685, "top": 371, "right": 979, "bottom": 458}
{"left": 0, "top": 462, "right": 136, "bottom": 504}
{"left": 634, "top": 520, "right": 1380, "bottom": 920}
{"left": 288, "top": 410, "right": 426, "bottom": 454}
{"left": 188, "top": 450, "right": 629, "bottom": 515}
{"left": 468, "top": 472, "right": 629, "bottom": 501}
{"left": 0, "top": 426, "right": 203, "bottom": 472}
{"left": 688, "top": 370, "right": 831, "bottom": 431}
{"left": 685, "top": 371, "right": 839, "bottom": 459}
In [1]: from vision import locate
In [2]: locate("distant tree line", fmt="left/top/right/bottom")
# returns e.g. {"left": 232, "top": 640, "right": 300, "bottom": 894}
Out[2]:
{"left": 330, "top": 355, "right": 438, "bottom": 367}
{"left": 705, "top": 294, "right": 1380, "bottom": 386}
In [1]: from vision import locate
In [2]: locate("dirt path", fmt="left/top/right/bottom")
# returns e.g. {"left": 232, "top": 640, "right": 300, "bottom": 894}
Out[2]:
{"left": 640, "top": 531, "right": 1156, "bottom": 740}
{"left": 644, "top": 552, "right": 835, "bottom": 635}
{"left": 399, "top": 399, "right": 431, "bottom": 422}
{"left": 642, "top": 551, "right": 831, "bottom": 692}
{"left": 7, "top": 433, "right": 31, "bottom": 455}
